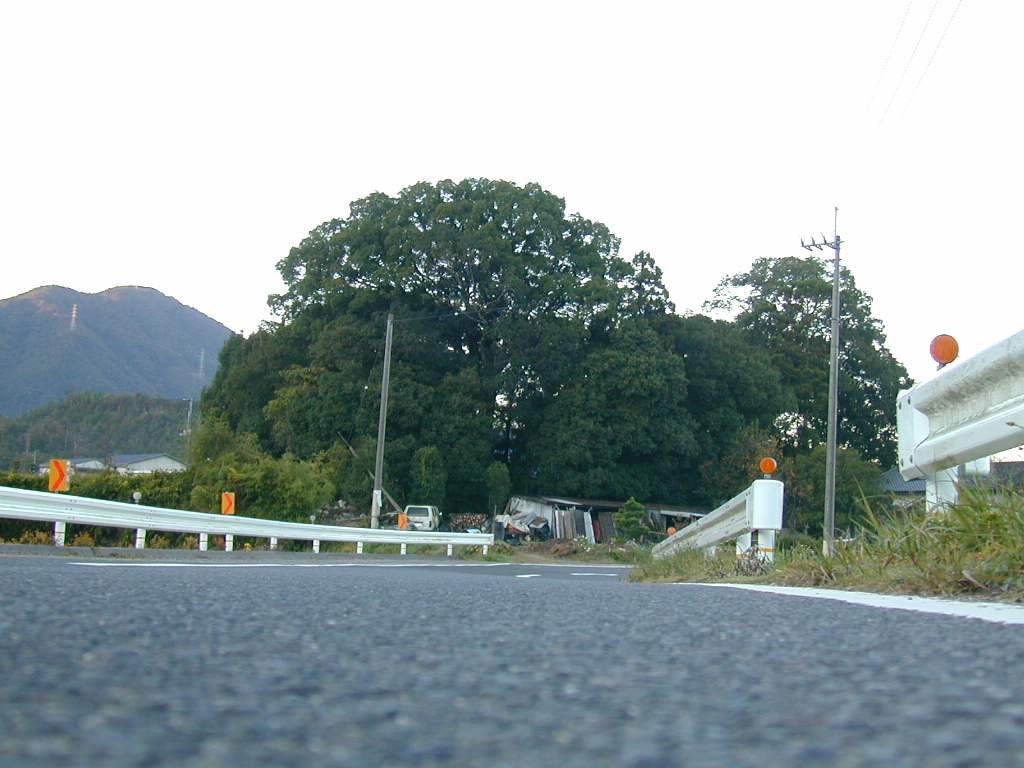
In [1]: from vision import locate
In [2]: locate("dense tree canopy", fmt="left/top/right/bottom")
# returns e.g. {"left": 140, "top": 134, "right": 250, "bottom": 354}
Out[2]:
{"left": 706, "top": 255, "right": 911, "bottom": 466}
{"left": 199, "top": 180, "right": 907, "bottom": 522}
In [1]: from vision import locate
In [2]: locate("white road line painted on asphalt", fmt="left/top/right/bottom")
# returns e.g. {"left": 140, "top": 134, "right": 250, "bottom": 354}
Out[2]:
{"left": 694, "top": 583, "right": 1024, "bottom": 625}
{"left": 68, "top": 561, "right": 630, "bottom": 569}
{"left": 70, "top": 561, "right": 511, "bottom": 568}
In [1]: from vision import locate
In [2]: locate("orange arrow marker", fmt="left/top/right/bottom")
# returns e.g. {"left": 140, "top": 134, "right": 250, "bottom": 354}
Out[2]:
{"left": 49, "top": 459, "right": 69, "bottom": 492}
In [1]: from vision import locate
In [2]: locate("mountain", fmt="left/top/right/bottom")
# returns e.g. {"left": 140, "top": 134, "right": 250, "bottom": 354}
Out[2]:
{"left": 0, "top": 286, "right": 233, "bottom": 416}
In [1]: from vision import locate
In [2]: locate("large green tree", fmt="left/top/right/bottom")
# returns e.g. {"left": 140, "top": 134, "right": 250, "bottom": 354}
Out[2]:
{"left": 706, "top": 255, "right": 910, "bottom": 466}
{"left": 526, "top": 321, "right": 698, "bottom": 502}
{"left": 655, "top": 313, "right": 791, "bottom": 504}
{"left": 260, "top": 179, "right": 644, "bottom": 511}
{"left": 200, "top": 179, "right": 805, "bottom": 515}
{"left": 272, "top": 178, "right": 630, "bottom": 410}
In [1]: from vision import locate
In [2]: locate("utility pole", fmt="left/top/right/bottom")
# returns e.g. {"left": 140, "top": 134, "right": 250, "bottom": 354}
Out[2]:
{"left": 370, "top": 312, "right": 394, "bottom": 529}
{"left": 801, "top": 210, "right": 841, "bottom": 556}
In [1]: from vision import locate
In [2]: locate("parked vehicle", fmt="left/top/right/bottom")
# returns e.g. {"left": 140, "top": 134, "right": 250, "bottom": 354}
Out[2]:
{"left": 401, "top": 505, "right": 445, "bottom": 531}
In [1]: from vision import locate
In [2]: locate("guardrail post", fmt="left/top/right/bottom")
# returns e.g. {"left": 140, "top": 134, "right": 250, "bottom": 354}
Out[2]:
{"left": 735, "top": 532, "right": 751, "bottom": 558}
{"left": 199, "top": 532, "right": 208, "bottom": 551}
{"left": 736, "top": 529, "right": 777, "bottom": 562}
{"left": 483, "top": 544, "right": 489, "bottom": 555}
{"left": 270, "top": 537, "right": 278, "bottom": 550}
{"left": 54, "top": 521, "right": 66, "bottom": 547}
{"left": 135, "top": 528, "right": 146, "bottom": 549}
{"left": 926, "top": 467, "right": 959, "bottom": 512}
{"left": 400, "top": 543, "right": 407, "bottom": 555}
{"left": 313, "top": 540, "right": 320, "bottom": 553}
{"left": 759, "top": 529, "right": 777, "bottom": 561}
{"left": 225, "top": 534, "right": 234, "bottom": 552}
{"left": 357, "top": 541, "right": 363, "bottom": 554}
{"left": 447, "top": 544, "right": 453, "bottom": 557}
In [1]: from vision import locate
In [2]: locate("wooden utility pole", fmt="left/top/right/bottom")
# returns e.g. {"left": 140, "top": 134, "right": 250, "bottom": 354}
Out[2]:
{"left": 370, "top": 313, "right": 394, "bottom": 529}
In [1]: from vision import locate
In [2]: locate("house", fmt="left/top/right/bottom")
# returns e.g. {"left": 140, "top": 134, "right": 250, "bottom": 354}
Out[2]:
{"left": 38, "top": 454, "right": 186, "bottom": 476}
{"left": 501, "top": 495, "right": 705, "bottom": 543}
{"left": 879, "top": 466, "right": 926, "bottom": 509}
{"left": 109, "top": 454, "right": 186, "bottom": 474}
{"left": 878, "top": 461, "right": 1024, "bottom": 509}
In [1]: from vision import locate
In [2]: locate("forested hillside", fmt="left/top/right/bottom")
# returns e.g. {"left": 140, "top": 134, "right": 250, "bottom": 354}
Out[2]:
{"left": 200, "top": 178, "right": 911, "bottom": 532}
{"left": 0, "top": 392, "right": 191, "bottom": 470}
{"left": 0, "top": 285, "right": 232, "bottom": 415}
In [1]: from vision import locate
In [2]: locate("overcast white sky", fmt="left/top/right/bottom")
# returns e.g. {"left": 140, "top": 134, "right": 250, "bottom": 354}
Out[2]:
{"left": 2, "top": 1, "right": 1018, "bottom": 387}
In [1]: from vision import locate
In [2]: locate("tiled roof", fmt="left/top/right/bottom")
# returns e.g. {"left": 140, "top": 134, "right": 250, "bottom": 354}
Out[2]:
{"left": 879, "top": 467, "right": 926, "bottom": 493}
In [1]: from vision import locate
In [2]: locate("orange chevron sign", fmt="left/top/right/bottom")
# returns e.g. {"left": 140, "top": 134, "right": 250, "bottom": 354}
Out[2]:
{"left": 221, "top": 492, "right": 236, "bottom": 515}
{"left": 48, "top": 459, "right": 69, "bottom": 492}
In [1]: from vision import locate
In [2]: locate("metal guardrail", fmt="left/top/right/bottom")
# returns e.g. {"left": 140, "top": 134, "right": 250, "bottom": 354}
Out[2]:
{"left": 898, "top": 327, "right": 1024, "bottom": 509}
{"left": 651, "top": 479, "right": 784, "bottom": 561}
{"left": 0, "top": 485, "right": 492, "bottom": 555}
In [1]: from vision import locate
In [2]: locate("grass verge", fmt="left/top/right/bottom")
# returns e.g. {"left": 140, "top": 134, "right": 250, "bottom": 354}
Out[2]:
{"left": 628, "top": 487, "right": 1024, "bottom": 602}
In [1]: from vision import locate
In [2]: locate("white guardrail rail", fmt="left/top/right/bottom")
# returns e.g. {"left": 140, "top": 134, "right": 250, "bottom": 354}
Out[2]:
{"left": 898, "top": 327, "right": 1024, "bottom": 510}
{"left": 651, "top": 479, "right": 784, "bottom": 561}
{"left": 0, "top": 485, "right": 492, "bottom": 555}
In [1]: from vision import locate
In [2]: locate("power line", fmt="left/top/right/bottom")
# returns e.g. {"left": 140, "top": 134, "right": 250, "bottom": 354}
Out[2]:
{"left": 877, "top": 0, "right": 940, "bottom": 130}
{"left": 866, "top": 2, "right": 914, "bottom": 111}
{"left": 897, "top": 0, "right": 964, "bottom": 125}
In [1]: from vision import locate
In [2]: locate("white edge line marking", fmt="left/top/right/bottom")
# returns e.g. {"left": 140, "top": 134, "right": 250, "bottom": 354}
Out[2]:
{"left": 68, "top": 561, "right": 631, "bottom": 569}
{"left": 691, "top": 583, "right": 1024, "bottom": 626}
{"left": 71, "top": 562, "right": 509, "bottom": 568}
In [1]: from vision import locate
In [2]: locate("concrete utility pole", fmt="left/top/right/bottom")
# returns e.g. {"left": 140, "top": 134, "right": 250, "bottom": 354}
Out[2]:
{"left": 370, "top": 312, "right": 394, "bottom": 529}
{"left": 801, "top": 210, "right": 842, "bottom": 556}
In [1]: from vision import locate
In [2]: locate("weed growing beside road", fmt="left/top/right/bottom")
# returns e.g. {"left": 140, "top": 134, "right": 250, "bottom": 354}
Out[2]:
{"left": 629, "top": 488, "right": 1024, "bottom": 602}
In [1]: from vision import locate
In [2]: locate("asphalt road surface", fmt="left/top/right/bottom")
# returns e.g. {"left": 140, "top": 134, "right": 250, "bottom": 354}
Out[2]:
{"left": 3, "top": 551, "right": 1024, "bottom": 767}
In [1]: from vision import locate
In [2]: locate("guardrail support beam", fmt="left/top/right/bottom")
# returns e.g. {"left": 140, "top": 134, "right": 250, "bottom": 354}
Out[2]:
{"left": 0, "top": 486, "right": 494, "bottom": 554}
{"left": 653, "top": 479, "right": 784, "bottom": 560}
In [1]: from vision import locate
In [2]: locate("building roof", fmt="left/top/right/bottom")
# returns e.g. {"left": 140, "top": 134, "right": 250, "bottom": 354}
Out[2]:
{"left": 879, "top": 467, "right": 926, "bottom": 493}
{"left": 110, "top": 453, "right": 179, "bottom": 465}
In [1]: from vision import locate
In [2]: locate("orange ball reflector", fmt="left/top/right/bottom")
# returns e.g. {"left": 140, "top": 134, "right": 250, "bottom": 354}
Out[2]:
{"left": 667, "top": 527, "right": 677, "bottom": 535}
{"left": 930, "top": 334, "right": 959, "bottom": 365}
{"left": 759, "top": 457, "right": 778, "bottom": 474}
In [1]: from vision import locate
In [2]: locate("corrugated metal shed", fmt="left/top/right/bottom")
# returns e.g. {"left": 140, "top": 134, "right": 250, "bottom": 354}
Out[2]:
{"left": 504, "top": 495, "right": 705, "bottom": 542}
